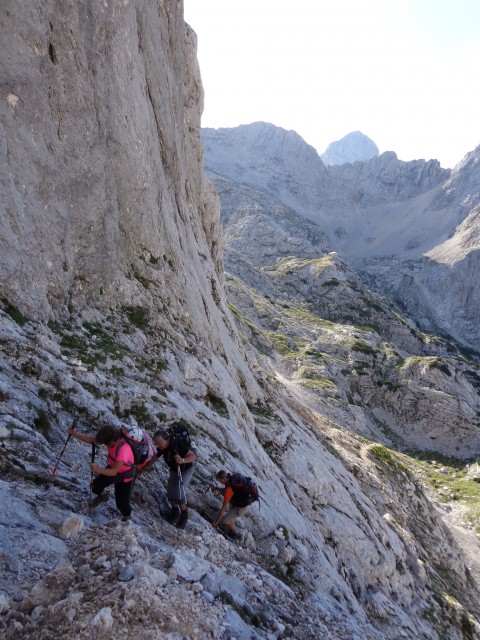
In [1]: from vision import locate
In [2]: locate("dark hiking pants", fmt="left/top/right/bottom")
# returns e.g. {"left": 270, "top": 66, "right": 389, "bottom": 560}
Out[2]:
{"left": 167, "top": 464, "right": 195, "bottom": 507}
{"left": 92, "top": 474, "right": 132, "bottom": 517}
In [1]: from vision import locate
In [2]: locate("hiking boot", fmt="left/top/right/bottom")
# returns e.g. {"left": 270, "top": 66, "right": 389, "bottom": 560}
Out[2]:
{"left": 176, "top": 509, "right": 188, "bottom": 530}
{"left": 122, "top": 515, "right": 131, "bottom": 522}
{"left": 90, "top": 492, "right": 109, "bottom": 508}
{"left": 167, "top": 506, "right": 181, "bottom": 525}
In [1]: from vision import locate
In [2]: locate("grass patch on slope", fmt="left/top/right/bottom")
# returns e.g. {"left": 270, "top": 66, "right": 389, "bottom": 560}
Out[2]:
{"left": 269, "top": 255, "right": 334, "bottom": 274}
{"left": 399, "top": 451, "right": 480, "bottom": 534}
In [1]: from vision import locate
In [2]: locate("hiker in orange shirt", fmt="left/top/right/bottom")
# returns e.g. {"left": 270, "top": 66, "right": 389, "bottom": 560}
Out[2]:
{"left": 210, "top": 470, "right": 258, "bottom": 540}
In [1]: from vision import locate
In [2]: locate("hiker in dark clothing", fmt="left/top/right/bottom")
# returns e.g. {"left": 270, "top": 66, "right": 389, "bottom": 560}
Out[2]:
{"left": 140, "top": 428, "right": 197, "bottom": 529}
{"left": 210, "top": 470, "right": 255, "bottom": 539}
{"left": 68, "top": 424, "right": 134, "bottom": 521}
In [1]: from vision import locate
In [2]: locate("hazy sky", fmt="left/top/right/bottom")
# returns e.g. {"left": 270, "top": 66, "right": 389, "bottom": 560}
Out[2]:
{"left": 184, "top": 0, "right": 480, "bottom": 168}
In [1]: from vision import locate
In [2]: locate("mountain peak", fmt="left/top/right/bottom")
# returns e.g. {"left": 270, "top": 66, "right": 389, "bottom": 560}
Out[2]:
{"left": 321, "top": 131, "right": 379, "bottom": 166}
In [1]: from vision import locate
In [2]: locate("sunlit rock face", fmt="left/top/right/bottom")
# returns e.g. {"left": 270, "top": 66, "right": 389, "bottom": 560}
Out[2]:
{"left": 0, "top": 0, "right": 222, "bottom": 324}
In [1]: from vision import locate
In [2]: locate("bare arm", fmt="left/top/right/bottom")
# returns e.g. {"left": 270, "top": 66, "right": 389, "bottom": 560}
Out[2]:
{"left": 91, "top": 458, "right": 124, "bottom": 477}
{"left": 212, "top": 493, "right": 229, "bottom": 528}
{"left": 68, "top": 427, "right": 95, "bottom": 444}
{"left": 173, "top": 448, "right": 197, "bottom": 466}
{"left": 138, "top": 454, "right": 159, "bottom": 473}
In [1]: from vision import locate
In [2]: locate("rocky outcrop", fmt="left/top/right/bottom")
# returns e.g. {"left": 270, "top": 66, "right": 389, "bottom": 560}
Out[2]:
{"left": 203, "top": 123, "right": 329, "bottom": 219}
{"left": 226, "top": 253, "right": 480, "bottom": 457}
{"left": 212, "top": 175, "right": 330, "bottom": 268}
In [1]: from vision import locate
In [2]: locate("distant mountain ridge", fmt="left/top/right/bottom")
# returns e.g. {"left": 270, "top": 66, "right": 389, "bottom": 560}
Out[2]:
{"left": 202, "top": 122, "right": 480, "bottom": 354}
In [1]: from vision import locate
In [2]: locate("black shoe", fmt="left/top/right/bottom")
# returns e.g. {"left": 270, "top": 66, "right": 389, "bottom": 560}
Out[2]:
{"left": 90, "top": 492, "right": 109, "bottom": 508}
{"left": 176, "top": 510, "right": 188, "bottom": 530}
{"left": 167, "top": 506, "right": 181, "bottom": 525}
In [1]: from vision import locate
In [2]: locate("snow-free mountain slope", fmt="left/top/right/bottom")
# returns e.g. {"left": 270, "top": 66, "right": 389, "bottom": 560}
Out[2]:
{"left": 203, "top": 123, "right": 480, "bottom": 353}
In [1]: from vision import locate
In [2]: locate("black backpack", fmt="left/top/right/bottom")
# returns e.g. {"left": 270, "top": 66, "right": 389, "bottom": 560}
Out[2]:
{"left": 230, "top": 473, "right": 259, "bottom": 507}
{"left": 168, "top": 422, "right": 192, "bottom": 458}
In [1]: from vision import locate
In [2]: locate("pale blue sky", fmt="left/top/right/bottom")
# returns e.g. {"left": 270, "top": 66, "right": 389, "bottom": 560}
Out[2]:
{"left": 184, "top": 0, "right": 480, "bottom": 168}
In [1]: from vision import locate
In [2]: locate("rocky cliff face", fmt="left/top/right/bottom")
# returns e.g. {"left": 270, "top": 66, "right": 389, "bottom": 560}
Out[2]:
{"left": 1, "top": 0, "right": 223, "bottom": 322}
{"left": 1, "top": 4, "right": 480, "bottom": 640}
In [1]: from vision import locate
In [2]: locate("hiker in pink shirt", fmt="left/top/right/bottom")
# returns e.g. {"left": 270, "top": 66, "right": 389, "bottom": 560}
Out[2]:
{"left": 68, "top": 424, "right": 134, "bottom": 521}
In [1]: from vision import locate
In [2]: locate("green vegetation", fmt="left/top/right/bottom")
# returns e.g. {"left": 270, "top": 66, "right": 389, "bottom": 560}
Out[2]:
{"left": 273, "top": 255, "right": 334, "bottom": 274}
{"left": 227, "top": 302, "right": 242, "bottom": 321}
{"left": 34, "top": 408, "right": 51, "bottom": 436}
{"left": 206, "top": 392, "right": 229, "bottom": 417}
{"left": 359, "top": 296, "right": 384, "bottom": 313}
{"left": 130, "top": 265, "right": 153, "bottom": 289}
{"left": 80, "top": 381, "right": 102, "bottom": 399}
{"left": 397, "top": 355, "right": 430, "bottom": 371}
{"left": 60, "top": 333, "right": 89, "bottom": 352}
{"left": 351, "top": 340, "right": 379, "bottom": 355}
{"left": 461, "top": 612, "right": 475, "bottom": 640}
{"left": 263, "top": 331, "right": 298, "bottom": 357}
{"left": 155, "top": 359, "right": 169, "bottom": 371}
{"left": 354, "top": 367, "right": 369, "bottom": 375}
{"left": 397, "top": 355, "right": 458, "bottom": 378}
{"left": 83, "top": 323, "right": 129, "bottom": 357}
{"left": 370, "top": 444, "right": 397, "bottom": 466}
{"left": 399, "top": 451, "right": 480, "bottom": 534}
{"left": 163, "top": 254, "right": 175, "bottom": 271}
{"left": 377, "top": 380, "right": 401, "bottom": 391}
{"left": 369, "top": 444, "right": 411, "bottom": 478}
{"left": 297, "top": 366, "right": 336, "bottom": 392}
{"left": 322, "top": 278, "right": 341, "bottom": 287}
{"left": 248, "top": 401, "right": 274, "bottom": 418}
{"left": 280, "top": 306, "right": 337, "bottom": 331}
{"left": 2, "top": 301, "right": 28, "bottom": 326}
{"left": 218, "top": 591, "right": 255, "bottom": 625}
{"left": 302, "top": 378, "right": 336, "bottom": 392}
{"left": 127, "top": 403, "right": 151, "bottom": 424}
{"left": 123, "top": 306, "right": 149, "bottom": 330}
{"left": 58, "top": 323, "right": 129, "bottom": 368}
{"left": 304, "top": 348, "right": 324, "bottom": 358}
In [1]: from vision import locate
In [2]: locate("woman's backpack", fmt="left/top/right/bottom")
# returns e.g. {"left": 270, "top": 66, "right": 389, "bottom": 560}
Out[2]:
{"left": 120, "top": 424, "right": 155, "bottom": 466}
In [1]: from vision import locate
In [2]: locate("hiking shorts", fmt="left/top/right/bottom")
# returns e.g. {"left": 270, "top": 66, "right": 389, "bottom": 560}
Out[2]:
{"left": 221, "top": 504, "right": 249, "bottom": 525}
{"left": 167, "top": 464, "right": 195, "bottom": 506}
